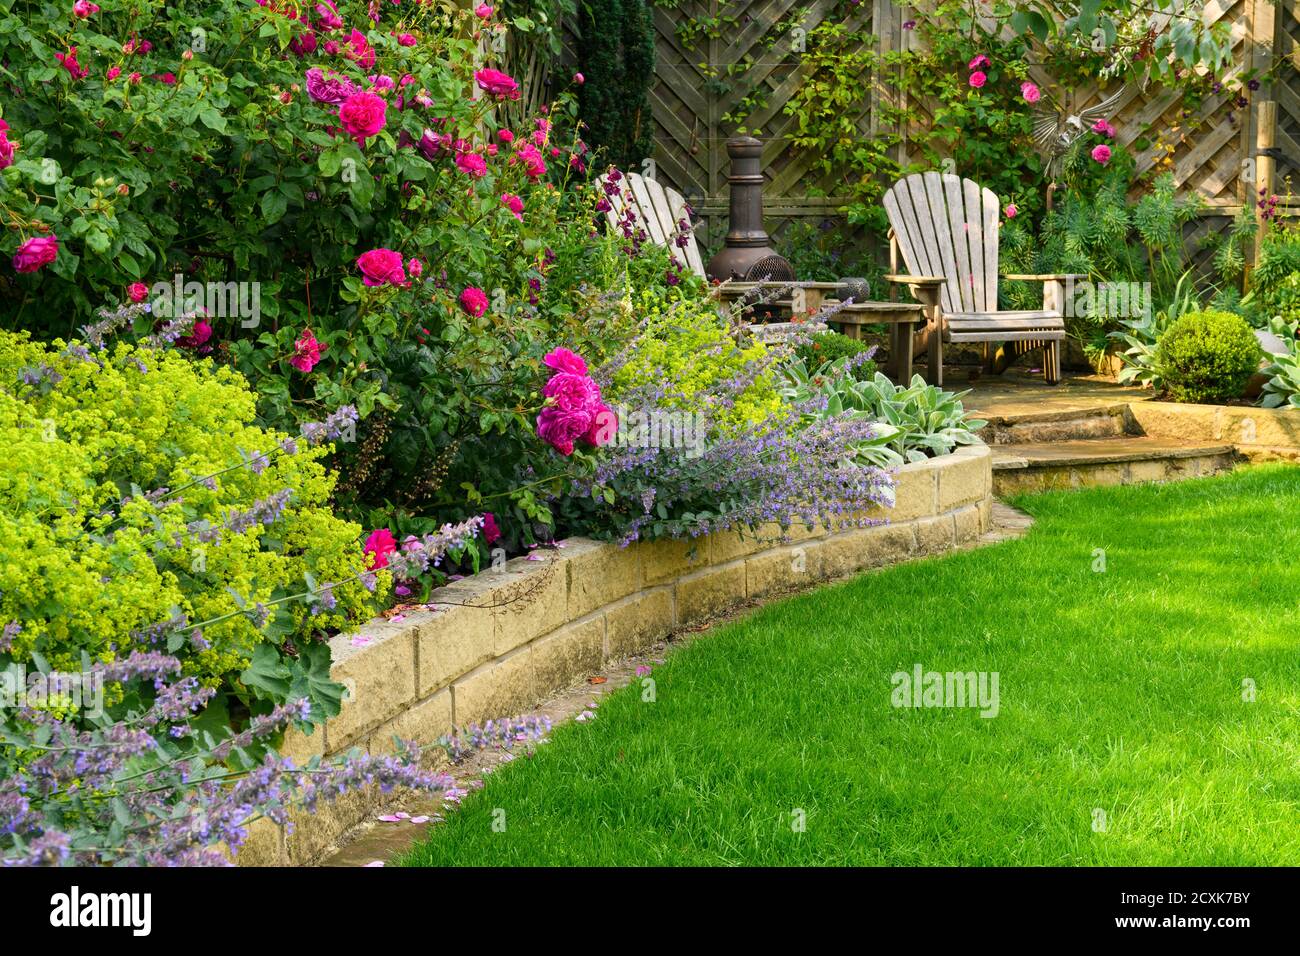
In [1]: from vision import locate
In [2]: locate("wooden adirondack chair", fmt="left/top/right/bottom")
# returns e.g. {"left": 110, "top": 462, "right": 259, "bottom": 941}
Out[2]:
{"left": 596, "top": 171, "right": 707, "bottom": 278}
{"left": 882, "top": 172, "right": 1077, "bottom": 385}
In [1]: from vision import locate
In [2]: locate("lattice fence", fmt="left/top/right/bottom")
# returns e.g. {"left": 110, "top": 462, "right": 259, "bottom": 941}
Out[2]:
{"left": 1274, "top": 0, "right": 1300, "bottom": 187}
{"left": 554, "top": 0, "right": 1299, "bottom": 263}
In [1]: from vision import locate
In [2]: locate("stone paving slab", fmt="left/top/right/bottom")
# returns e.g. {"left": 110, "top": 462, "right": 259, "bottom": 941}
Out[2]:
{"left": 964, "top": 373, "right": 1151, "bottom": 420}
{"left": 991, "top": 436, "right": 1236, "bottom": 469}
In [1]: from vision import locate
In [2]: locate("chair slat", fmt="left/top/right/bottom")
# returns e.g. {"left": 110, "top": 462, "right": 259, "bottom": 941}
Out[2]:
{"left": 941, "top": 173, "right": 974, "bottom": 312}
{"left": 627, "top": 173, "right": 669, "bottom": 248}
{"left": 642, "top": 176, "right": 687, "bottom": 270}
{"left": 980, "top": 185, "right": 1000, "bottom": 311}
{"left": 963, "top": 178, "right": 987, "bottom": 312}
{"left": 665, "top": 185, "right": 707, "bottom": 277}
{"left": 885, "top": 179, "right": 943, "bottom": 310}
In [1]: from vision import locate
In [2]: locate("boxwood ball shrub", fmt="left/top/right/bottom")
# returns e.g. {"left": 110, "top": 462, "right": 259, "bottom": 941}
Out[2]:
{"left": 0, "top": 331, "right": 381, "bottom": 712}
{"left": 1154, "top": 310, "right": 1262, "bottom": 404}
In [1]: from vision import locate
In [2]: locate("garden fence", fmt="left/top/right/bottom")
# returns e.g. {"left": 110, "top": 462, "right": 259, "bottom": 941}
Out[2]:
{"left": 553, "top": 0, "right": 1299, "bottom": 268}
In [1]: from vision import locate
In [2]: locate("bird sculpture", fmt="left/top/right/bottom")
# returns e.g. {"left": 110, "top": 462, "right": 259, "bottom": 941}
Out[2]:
{"left": 1031, "top": 86, "right": 1126, "bottom": 207}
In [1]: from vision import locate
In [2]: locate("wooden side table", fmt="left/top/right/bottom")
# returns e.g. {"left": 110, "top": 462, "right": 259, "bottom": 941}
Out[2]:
{"left": 885, "top": 275, "right": 947, "bottom": 386}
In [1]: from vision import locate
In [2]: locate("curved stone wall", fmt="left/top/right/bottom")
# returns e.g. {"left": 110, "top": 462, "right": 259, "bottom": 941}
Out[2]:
{"left": 238, "top": 443, "right": 993, "bottom": 865}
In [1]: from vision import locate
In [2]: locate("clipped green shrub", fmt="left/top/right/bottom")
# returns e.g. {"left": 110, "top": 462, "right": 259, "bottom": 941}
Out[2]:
{"left": 795, "top": 332, "right": 878, "bottom": 381}
{"left": 0, "top": 331, "right": 382, "bottom": 713}
{"left": 1154, "top": 310, "right": 1262, "bottom": 404}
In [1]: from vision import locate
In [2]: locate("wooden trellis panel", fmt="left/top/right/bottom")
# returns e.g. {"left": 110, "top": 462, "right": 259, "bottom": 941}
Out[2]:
{"left": 1274, "top": 0, "right": 1300, "bottom": 187}
{"left": 550, "top": 0, "right": 1296, "bottom": 263}
{"left": 635, "top": 0, "right": 882, "bottom": 252}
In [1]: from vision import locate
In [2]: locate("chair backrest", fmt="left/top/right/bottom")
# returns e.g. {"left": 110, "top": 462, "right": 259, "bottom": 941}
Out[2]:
{"left": 882, "top": 172, "right": 1001, "bottom": 315}
{"left": 597, "top": 171, "right": 707, "bottom": 278}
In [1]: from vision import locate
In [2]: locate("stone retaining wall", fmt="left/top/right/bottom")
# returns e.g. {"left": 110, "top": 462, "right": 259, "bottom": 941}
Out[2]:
{"left": 1128, "top": 402, "right": 1300, "bottom": 461}
{"left": 237, "top": 443, "right": 993, "bottom": 865}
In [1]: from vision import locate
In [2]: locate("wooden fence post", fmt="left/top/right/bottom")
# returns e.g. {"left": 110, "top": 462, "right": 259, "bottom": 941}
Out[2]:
{"left": 1253, "top": 100, "right": 1278, "bottom": 266}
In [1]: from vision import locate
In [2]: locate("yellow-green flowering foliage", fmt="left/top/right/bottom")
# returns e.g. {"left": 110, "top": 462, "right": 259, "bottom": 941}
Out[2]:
{"left": 0, "top": 331, "right": 384, "bottom": 687}
{"left": 611, "top": 291, "right": 782, "bottom": 434}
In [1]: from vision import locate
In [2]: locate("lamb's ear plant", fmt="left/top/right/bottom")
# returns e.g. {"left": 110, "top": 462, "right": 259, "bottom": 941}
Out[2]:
{"left": 850, "top": 373, "right": 987, "bottom": 463}
{"left": 1259, "top": 316, "right": 1300, "bottom": 410}
{"left": 777, "top": 357, "right": 985, "bottom": 466}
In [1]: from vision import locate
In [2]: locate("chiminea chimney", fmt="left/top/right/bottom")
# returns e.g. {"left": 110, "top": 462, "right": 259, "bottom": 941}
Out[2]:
{"left": 705, "top": 136, "right": 794, "bottom": 283}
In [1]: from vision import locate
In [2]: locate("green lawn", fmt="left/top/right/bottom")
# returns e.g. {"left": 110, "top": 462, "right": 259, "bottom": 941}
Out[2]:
{"left": 403, "top": 466, "right": 1300, "bottom": 866}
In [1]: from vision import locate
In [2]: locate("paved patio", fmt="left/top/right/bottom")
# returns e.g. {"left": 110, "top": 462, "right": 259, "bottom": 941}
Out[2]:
{"left": 961, "top": 371, "right": 1152, "bottom": 420}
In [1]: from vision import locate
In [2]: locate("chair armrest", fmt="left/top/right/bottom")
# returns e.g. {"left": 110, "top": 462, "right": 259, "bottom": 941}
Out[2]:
{"left": 884, "top": 274, "right": 945, "bottom": 286}
{"left": 1002, "top": 273, "right": 1087, "bottom": 282}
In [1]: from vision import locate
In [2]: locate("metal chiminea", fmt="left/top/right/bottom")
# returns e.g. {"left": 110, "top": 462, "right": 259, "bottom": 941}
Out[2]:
{"left": 705, "top": 136, "right": 794, "bottom": 283}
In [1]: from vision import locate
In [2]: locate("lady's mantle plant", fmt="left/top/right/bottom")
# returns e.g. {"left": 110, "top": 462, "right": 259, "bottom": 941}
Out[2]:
{"left": 0, "top": 328, "right": 381, "bottom": 721}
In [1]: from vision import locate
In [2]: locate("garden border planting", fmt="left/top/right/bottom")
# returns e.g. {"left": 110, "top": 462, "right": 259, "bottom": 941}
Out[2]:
{"left": 236, "top": 444, "right": 992, "bottom": 865}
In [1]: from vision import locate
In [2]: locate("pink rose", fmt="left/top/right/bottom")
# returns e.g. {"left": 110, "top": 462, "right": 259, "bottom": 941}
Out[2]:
{"left": 315, "top": 1, "right": 344, "bottom": 30}
{"left": 459, "top": 287, "right": 489, "bottom": 317}
{"left": 1092, "top": 119, "right": 1116, "bottom": 138}
{"left": 338, "top": 90, "right": 387, "bottom": 145}
{"left": 543, "top": 347, "right": 587, "bottom": 376}
{"left": 0, "top": 131, "right": 13, "bottom": 171}
{"left": 500, "top": 192, "right": 525, "bottom": 220}
{"left": 1004, "top": 203, "right": 1017, "bottom": 218}
{"left": 106, "top": 65, "right": 121, "bottom": 81}
{"left": 1020, "top": 82, "right": 1040, "bottom": 104}
{"left": 128, "top": 72, "right": 142, "bottom": 85}
{"left": 482, "top": 512, "right": 501, "bottom": 545}
{"left": 178, "top": 319, "right": 213, "bottom": 350}
{"left": 55, "top": 46, "right": 88, "bottom": 81}
{"left": 573, "top": 72, "right": 584, "bottom": 85}
{"left": 1091, "top": 144, "right": 1112, "bottom": 165}
{"left": 290, "top": 328, "right": 327, "bottom": 373}
{"left": 474, "top": 68, "right": 519, "bottom": 101}
{"left": 543, "top": 371, "right": 601, "bottom": 414}
{"left": 370, "top": 74, "right": 395, "bottom": 91}
{"left": 455, "top": 151, "right": 487, "bottom": 177}
{"left": 498, "top": 129, "right": 514, "bottom": 143}
{"left": 397, "top": 33, "right": 417, "bottom": 47}
{"left": 475, "top": 3, "right": 493, "bottom": 17}
{"left": 306, "top": 67, "right": 359, "bottom": 104}
{"left": 535, "top": 405, "right": 588, "bottom": 456}
{"left": 356, "top": 248, "right": 407, "bottom": 286}
{"left": 12, "top": 235, "right": 58, "bottom": 273}
{"left": 407, "top": 258, "right": 423, "bottom": 278}
{"left": 581, "top": 404, "right": 617, "bottom": 448}
{"left": 289, "top": 30, "right": 317, "bottom": 57}
{"left": 512, "top": 143, "right": 546, "bottom": 180}
{"left": 127, "top": 282, "right": 149, "bottom": 303}
{"left": 72, "top": 1, "right": 100, "bottom": 17}
{"left": 968, "top": 71, "right": 986, "bottom": 89}
{"left": 345, "top": 29, "right": 375, "bottom": 70}
{"left": 363, "top": 528, "right": 397, "bottom": 569}
{"left": 968, "top": 54, "right": 989, "bottom": 70}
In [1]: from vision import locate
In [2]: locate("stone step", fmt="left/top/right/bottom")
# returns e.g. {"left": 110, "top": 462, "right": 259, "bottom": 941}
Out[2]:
{"left": 975, "top": 403, "right": 1132, "bottom": 445}
{"left": 991, "top": 436, "right": 1238, "bottom": 496}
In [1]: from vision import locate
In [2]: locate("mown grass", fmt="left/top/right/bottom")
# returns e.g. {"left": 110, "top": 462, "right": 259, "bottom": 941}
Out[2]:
{"left": 403, "top": 466, "right": 1300, "bottom": 866}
